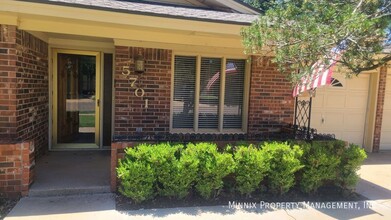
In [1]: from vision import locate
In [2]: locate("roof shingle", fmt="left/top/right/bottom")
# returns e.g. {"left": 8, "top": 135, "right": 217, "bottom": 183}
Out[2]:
{"left": 24, "top": 0, "right": 259, "bottom": 24}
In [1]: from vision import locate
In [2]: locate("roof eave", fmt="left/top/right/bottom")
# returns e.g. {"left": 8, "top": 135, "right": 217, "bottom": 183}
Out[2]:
{"left": 216, "top": 0, "right": 262, "bottom": 15}
{"left": 15, "top": 0, "right": 256, "bottom": 25}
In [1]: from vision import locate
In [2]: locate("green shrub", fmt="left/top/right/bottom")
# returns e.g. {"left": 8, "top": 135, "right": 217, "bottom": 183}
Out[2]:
{"left": 186, "top": 143, "right": 235, "bottom": 199}
{"left": 116, "top": 140, "right": 366, "bottom": 202}
{"left": 122, "top": 143, "right": 155, "bottom": 161}
{"left": 117, "top": 158, "right": 155, "bottom": 203}
{"left": 151, "top": 143, "right": 199, "bottom": 199}
{"left": 336, "top": 144, "right": 367, "bottom": 190}
{"left": 234, "top": 145, "right": 269, "bottom": 196}
{"left": 300, "top": 141, "right": 341, "bottom": 194}
{"left": 116, "top": 143, "right": 162, "bottom": 203}
{"left": 261, "top": 142, "right": 304, "bottom": 195}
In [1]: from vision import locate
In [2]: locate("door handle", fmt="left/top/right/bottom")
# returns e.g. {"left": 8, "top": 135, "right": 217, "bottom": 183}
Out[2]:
{"left": 97, "top": 99, "right": 100, "bottom": 107}
{"left": 321, "top": 117, "right": 325, "bottom": 124}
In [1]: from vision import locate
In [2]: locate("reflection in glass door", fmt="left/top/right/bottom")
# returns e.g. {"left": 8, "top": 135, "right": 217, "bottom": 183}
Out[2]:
{"left": 54, "top": 50, "right": 100, "bottom": 148}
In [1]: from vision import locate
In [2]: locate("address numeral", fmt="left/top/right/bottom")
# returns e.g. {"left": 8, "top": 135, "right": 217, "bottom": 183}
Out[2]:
{"left": 122, "top": 66, "right": 130, "bottom": 76}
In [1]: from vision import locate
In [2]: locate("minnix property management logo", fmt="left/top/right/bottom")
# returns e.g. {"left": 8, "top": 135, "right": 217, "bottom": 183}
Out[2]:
{"left": 228, "top": 201, "right": 373, "bottom": 210}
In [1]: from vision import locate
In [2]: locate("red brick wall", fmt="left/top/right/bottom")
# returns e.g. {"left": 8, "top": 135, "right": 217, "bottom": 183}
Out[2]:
{"left": 114, "top": 46, "right": 171, "bottom": 137}
{"left": 0, "top": 25, "right": 18, "bottom": 142}
{"left": 0, "top": 141, "right": 34, "bottom": 198}
{"left": 373, "top": 65, "right": 388, "bottom": 152}
{"left": 0, "top": 24, "right": 48, "bottom": 197}
{"left": 15, "top": 30, "right": 49, "bottom": 157}
{"left": 0, "top": 25, "right": 48, "bottom": 157}
{"left": 247, "top": 56, "right": 294, "bottom": 133}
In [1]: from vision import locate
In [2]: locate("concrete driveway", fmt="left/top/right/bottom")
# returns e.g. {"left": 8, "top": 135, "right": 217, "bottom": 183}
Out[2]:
{"left": 357, "top": 152, "right": 391, "bottom": 209}
{"left": 5, "top": 152, "right": 391, "bottom": 220}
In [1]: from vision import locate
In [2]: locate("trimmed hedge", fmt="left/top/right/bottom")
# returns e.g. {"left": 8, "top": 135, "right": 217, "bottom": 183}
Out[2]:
{"left": 185, "top": 143, "right": 235, "bottom": 199}
{"left": 117, "top": 141, "right": 366, "bottom": 203}
{"left": 234, "top": 145, "right": 269, "bottom": 196}
{"left": 262, "top": 142, "right": 304, "bottom": 195}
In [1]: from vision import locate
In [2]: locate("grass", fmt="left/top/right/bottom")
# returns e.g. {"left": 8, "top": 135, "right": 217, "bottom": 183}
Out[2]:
{"left": 79, "top": 114, "right": 95, "bottom": 127}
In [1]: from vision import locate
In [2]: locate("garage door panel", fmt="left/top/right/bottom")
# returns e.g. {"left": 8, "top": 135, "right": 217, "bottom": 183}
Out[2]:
{"left": 381, "top": 109, "right": 391, "bottom": 129}
{"left": 386, "top": 76, "right": 391, "bottom": 92}
{"left": 341, "top": 132, "right": 363, "bottom": 146}
{"left": 383, "top": 93, "right": 391, "bottom": 109}
{"left": 312, "top": 94, "right": 324, "bottom": 108}
{"left": 322, "top": 112, "right": 344, "bottom": 128}
{"left": 344, "top": 113, "right": 365, "bottom": 131}
{"left": 380, "top": 136, "right": 391, "bottom": 147}
{"left": 347, "top": 75, "right": 370, "bottom": 90}
{"left": 308, "top": 74, "right": 369, "bottom": 147}
{"left": 330, "top": 73, "right": 346, "bottom": 86}
{"left": 381, "top": 74, "right": 391, "bottom": 150}
{"left": 346, "top": 93, "right": 369, "bottom": 109}
{"left": 324, "top": 93, "right": 346, "bottom": 108}
{"left": 310, "top": 112, "right": 323, "bottom": 129}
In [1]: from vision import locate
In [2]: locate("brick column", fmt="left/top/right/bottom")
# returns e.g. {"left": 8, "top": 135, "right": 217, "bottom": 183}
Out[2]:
{"left": 0, "top": 25, "right": 18, "bottom": 141}
{"left": 1, "top": 24, "right": 48, "bottom": 197}
{"left": 373, "top": 65, "right": 388, "bottom": 152}
{"left": 0, "top": 24, "right": 48, "bottom": 157}
{"left": 0, "top": 141, "right": 34, "bottom": 198}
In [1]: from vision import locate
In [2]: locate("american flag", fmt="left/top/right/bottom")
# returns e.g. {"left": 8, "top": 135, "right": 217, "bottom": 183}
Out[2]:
{"left": 292, "top": 45, "right": 343, "bottom": 97}
{"left": 206, "top": 62, "right": 237, "bottom": 91}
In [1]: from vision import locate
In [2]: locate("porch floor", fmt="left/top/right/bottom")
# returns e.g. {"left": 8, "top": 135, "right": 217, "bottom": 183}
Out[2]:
{"left": 29, "top": 151, "right": 111, "bottom": 197}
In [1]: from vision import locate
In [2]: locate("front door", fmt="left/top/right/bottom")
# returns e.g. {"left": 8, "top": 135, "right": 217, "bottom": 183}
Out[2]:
{"left": 53, "top": 50, "right": 101, "bottom": 148}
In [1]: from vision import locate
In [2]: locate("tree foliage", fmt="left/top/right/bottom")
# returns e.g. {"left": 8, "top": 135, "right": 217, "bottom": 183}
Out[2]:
{"left": 241, "top": 0, "right": 391, "bottom": 85}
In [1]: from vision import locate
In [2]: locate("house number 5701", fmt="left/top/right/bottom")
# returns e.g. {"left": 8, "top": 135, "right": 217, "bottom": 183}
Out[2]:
{"left": 122, "top": 66, "right": 145, "bottom": 97}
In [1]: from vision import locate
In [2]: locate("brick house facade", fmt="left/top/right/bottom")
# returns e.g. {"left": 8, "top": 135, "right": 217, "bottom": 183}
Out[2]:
{"left": 248, "top": 57, "right": 294, "bottom": 133}
{"left": 0, "top": 0, "right": 389, "bottom": 197}
{"left": 114, "top": 46, "right": 172, "bottom": 136}
{"left": 0, "top": 25, "right": 48, "bottom": 197}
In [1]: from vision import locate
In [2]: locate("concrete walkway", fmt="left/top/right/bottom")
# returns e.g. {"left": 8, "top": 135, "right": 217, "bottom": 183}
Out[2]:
{"left": 5, "top": 193, "right": 119, "bottom": 220}
{"left": 5, "top": 152, "right": 391, "bottom": 220}
{"left": 357, "top": 151, "right": 391, "bottom": 209}
{"left": 29, "top": 151, "right": 111, "bottom": 196}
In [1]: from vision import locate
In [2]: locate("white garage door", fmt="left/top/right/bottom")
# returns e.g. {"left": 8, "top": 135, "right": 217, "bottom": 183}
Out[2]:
{"left": 380, "top": 74, "right": 391, "bottom": 150}
{"left": 310, "top": 73, "right": 370, "bottom": 146}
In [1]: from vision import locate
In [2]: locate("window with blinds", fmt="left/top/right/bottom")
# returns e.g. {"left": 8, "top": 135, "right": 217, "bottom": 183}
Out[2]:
{"left": 199, "top": 58, "right": 221, "bottom": 129}
{"left": 172, "top": 55, "right": 247, "bottom": 132}
{"left": 173, "top": 56, "right": 196, "bottom": 129}
{"left": 224, "top": 59, "right": 245, "bottom": 129}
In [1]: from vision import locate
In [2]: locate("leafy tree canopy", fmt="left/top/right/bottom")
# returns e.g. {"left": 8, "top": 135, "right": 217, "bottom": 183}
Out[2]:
{"left": 241, "top": 0, "right": 391, "bottom": 85}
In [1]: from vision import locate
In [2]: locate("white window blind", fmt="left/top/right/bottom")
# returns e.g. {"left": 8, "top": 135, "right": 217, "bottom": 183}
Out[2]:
{"left": 199, "top": 58, "right": 221, "bottom": 129}
{"left": 224, "top": 59, "right": 245, "bottom": 129}
{"left": 173, "top": 56, "right": 196, "bottom": 129}
{"left": 172, "top": 55, "right": 246, "bottom": 132}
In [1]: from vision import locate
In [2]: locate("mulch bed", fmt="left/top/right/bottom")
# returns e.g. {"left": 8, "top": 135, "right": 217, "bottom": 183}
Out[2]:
{"left": 0, "top": 198, "right": 19, "bottom": 220}
{"left": 116, "top": 185, "right": 367, "bottom": 211}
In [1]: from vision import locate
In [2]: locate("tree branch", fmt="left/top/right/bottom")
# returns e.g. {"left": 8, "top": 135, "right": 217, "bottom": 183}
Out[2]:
{"left": 338, "top": 55, "right": 391, "bottom": 73}
{"left": 353, "top": 0, "right": 364, "bottom": 14}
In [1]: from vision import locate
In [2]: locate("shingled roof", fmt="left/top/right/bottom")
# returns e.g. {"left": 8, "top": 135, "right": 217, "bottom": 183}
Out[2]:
{"left": 20, "top": 0, "right": 259, "bottom": 24}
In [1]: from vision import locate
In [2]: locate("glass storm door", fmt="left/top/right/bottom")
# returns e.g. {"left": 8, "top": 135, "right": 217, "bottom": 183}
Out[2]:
{"left": 53, "top": 50, "right": 101, "bottom": 148}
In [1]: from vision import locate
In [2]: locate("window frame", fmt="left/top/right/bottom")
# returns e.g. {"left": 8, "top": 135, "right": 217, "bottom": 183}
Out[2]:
{"left": 170, "top": 52, "right": 251, "bottom": 134}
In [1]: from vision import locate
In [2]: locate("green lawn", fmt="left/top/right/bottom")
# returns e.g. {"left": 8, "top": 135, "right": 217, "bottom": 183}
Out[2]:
{"left": 79, "top": 114, "right": 95, "bottom": 127}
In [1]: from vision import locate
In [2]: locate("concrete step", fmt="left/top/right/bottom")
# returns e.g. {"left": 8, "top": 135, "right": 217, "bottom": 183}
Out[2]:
{"left": 28, "top": 186, "right": 111, "bottom": 197}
